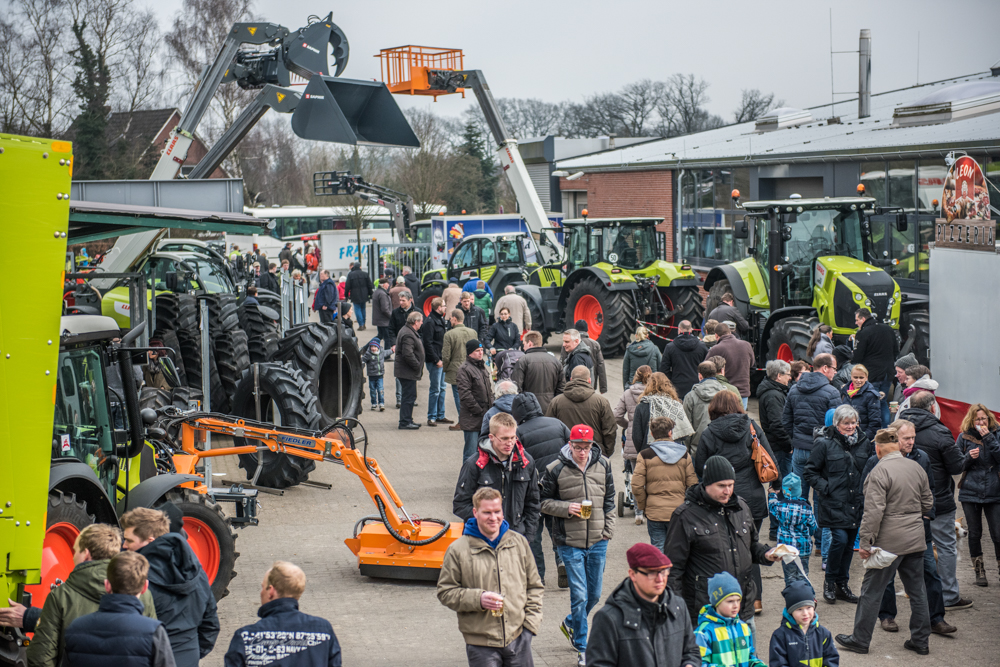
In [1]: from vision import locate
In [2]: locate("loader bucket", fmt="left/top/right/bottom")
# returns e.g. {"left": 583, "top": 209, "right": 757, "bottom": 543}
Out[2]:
{"left": 291, "top": 75, "right": 420, "bottom": 148}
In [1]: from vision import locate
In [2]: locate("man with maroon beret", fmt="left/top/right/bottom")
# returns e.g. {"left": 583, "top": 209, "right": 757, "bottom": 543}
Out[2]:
{"left": 586, "top": 543, "right": 701, "bottom": 666}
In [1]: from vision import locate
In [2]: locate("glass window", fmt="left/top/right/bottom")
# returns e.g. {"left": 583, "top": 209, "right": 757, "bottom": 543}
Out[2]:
{"left": 681, "top": 227, "right": 697, "bottom": 262}
{"left": 480, "top": 240, "right": 496, "bottom": 264}
{"left": 697, "top": 170, "right": 714, "bottom": 211}
{"left": 917, "top": 219, "right": 932, "bottom": 283}
{"left": 451, "top": 240, "right": 478, "bottom": 269}
{"left": 986, "top": 158, "right": 1000, "bottom": 212}
{"left": 886, "top": 160, "right": 917, "bottom": 211}
{"left": 567, "top": 227, "right": 589, "bottom": 266}
{"left": 54, "top": 346, "right": 115, "bottom": 465}
{"left": 188, "top": 259, "right": 235, "bottom": 294}
{"left": 603, "top": 224, "right": 658, "bottom": 269}
{"left": 713, "top": 170, "right": 733, "bottom": 211}
{"left": 496, "top": 239, "right": 523, "bottom": 264}
{"left": 732, "top": 168, "right": 750, "bottom": 204}
{"left": 917, "top": 160, "right": 948, "bottom": 214}
{"left": 860, "top": 161, "right": 886, "bottom": 205}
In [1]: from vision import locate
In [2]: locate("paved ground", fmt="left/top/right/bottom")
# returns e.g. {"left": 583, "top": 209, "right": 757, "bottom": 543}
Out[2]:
{"left": 205, "top": 315, "right": 1000, "bottom": 665}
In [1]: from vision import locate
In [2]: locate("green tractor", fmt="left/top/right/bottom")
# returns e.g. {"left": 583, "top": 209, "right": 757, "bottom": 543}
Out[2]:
{"left": 703, "top": 195, "right": 905, "bottom": 368}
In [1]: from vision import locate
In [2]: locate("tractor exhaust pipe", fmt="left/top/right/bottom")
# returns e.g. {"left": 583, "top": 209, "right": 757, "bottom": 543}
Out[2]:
{"left": 859, "top": 29, "right": 871, "bottom": 119}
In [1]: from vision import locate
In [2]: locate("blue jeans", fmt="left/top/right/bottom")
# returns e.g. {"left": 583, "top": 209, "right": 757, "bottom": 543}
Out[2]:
{"left": 874, "top": 375, "right": 892, "bottom": 428}
{"left": 558, "top": 540, "right": 608, "bottom": 652}
{"left": 395, "top": 377, "right": 402, "bottom": 405}
{"left": 792, "top": 448, "right": 823, "bottom": 546}
{"left": 463, "top": 430, "right": 479, "bottom": 461}
{"left": 825, "top": 527, "right": 858, "bottom": 585}
{"left": 529, "top": 515, "right": 561, "bottom": 582}
{"left": 450, "top": 384, "right": 461, "bottom": 420}
{"left": 647, "top": 520, "right": 669, "bottom": 552}
{"left": 367, "top": 377, "right": 384, "bottom": 407}
{"left": 782, "top": 553, "right": 811, "bottom": 587}
{"left": 353, "top": 302, "right": 366, "bottom": 327}
{"left": 741, "top": 396, "right": 748, "bottom": 409}
{"left": 425, "top": 363, "right": 445, "bottom": 421}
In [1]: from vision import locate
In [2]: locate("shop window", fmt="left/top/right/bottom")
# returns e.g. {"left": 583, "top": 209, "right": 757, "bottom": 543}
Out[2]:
{"left": 886, "top": 160, "right": 917, "bottom": 211}
{"left": 917, "top": 160, "right": 948, "bottom": 213}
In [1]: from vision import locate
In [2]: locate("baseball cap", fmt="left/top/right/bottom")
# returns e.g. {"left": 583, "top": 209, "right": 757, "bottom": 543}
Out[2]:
{"left": 570, "top": 424, "right": 594, "bottom": 442}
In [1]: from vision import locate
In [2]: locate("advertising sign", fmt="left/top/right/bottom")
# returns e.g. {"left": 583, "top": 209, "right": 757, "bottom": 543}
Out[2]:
{"left": 942, "top": 156, "right": 990, "bottom": 222}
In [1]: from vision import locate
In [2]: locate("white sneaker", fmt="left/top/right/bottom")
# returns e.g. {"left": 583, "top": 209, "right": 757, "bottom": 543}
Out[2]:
{"left": 635, "top": 510, "right": 644, "bottom": 526}
{"left": 577, "top": 652, "right": 586, "bottom": 667}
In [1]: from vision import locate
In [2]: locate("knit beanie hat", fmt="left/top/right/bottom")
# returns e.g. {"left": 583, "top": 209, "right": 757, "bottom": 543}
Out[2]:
{"left": 895, "top": 352, "right": 918, "bottom": 371}
{"left": 574, "top": 319, "right": 588, "bottom": 333}
{"left": 782, "top": 579, "right": 816, "bottom": 613}
{"left": 466, "top": 339, "right": 483, "bottom": 355}
{"left": 702, "top": 455, "right": 736, "bottom": 486}
{"left": 781, "top": 472, "right": 802, "bottom": 499}
{"left": 708, "top": 572, "right": 742, "bottom": 608}
{"left": 825, "top": 407, "right": 836, "bottom": 428}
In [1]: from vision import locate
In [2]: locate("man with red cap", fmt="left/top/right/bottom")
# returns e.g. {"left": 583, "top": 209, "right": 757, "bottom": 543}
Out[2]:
{"left": 540, "top": 424, "right": 616, "bottom": 667}
{"left": 587, "top": 543, "right": 701, "bottom": 667}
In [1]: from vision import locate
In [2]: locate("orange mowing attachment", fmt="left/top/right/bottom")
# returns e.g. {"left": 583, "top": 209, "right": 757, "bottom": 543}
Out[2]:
{"left": 376, "top": 45, "right": 464, "bottom": 100}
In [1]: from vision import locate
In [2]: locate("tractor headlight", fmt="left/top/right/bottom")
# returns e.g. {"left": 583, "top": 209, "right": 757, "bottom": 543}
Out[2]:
{"left": 894, "top": 291, "right": 900, "bottom": 299}
{"left": 864, "top": 299, "right": 872, "bottom": 306}
{"left": 888, "top": 298, "right": 895, "bottom": 306}
{"left": 854, "top": 293, "right": 863, "bottom": 301}
{"left": 888, "top": 319, "right": 896, "bottom": 326}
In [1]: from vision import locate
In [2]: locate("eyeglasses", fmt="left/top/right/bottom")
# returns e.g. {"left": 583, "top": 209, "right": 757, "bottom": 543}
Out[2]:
{"left": 493, "top": 435, "right": 517, "bottom": 443}
{"left": 635, "top": 568, "right": 670, "bottom": 579}
{"left": 569, "top": 444, "right": 591, "bottom": 452}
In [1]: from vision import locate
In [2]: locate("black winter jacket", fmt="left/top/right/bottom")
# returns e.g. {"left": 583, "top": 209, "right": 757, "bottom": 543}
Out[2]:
{"left": 487, "top": 319, "right": 520, "bottom": 351}
{"left": 622, "top": 339, "right": 661, "bottom": 391}
{"left": 344, "top": 267, "right": 373, "bottom": 304}
{"left": 899, "top": 408, "right": 965, "bottom": 514}
{"left": 511, "top": 392, "right": 570, "bottom": 473}
{"left": 460, "top": 303, "right": 489, "bottom": 344}
{"left": 768, "top": 610, "right": 839, "bottom": 667}
{"left": 420, "top": 311, "right": 448, "bottom": 363}
{"left": 63, "top": 595, "right": 175, "bottom": 667}
{"left": 664, "top": 484, "right": 772, "bottom": 622}
{"left": 510, "top": 348, "right": 565, "bottom": 413}
{"left": 781, "top": 372, "right": 841, "bottom": 450}
{"left": 456, "top": 356, "right": 493, "bottom": 431}
{"left": 802, "top": 426, "right": 870, "bottom": 529}
{"left": 224, "top": 597, "right": 341, "bottom": 667}
{"left": 957, "top": 426, "right": 1000, "bottom": 504}
{"left": 756, "top": 377, "right": 791, "bottom": 453}
{"left": 564, "top": 343, "right": 593, "bottom": 381}
{"left": 394, "top": 325, "right": 425, "bottom": 381}
{"left": 453, "top": 440, "right": 540, "bottom": 540}
{"left": 840, "top": 381, "right": 883, "bottom": 443}
{"left": 388, "top": 305, "right": 415, "bottom": 348}
{"left": 587, "top": 580, "right": 700, "bottom": 667}
{"left": 694, "top": 414, "right": 775, "bottom": 520}
{"left": 138, "top": 534, "right": 219, "bottom": 667}
{"left": 851, "top": 318, "right": 899, "bottom": 382}
{"left": 659, "top": 333, "right": 708, "bottom": 398}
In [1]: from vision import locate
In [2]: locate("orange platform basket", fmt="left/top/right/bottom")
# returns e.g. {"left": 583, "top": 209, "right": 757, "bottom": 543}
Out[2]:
{"left": 376, "top": 45, "right": 465, "bottom": 99}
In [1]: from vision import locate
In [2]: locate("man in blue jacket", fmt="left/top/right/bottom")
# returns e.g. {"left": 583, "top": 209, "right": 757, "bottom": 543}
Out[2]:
{"left": 782, "top": 354, "right": 842, "bottom": 496}
{"left": 225, "top": 562, "right": 341, "bottom": 667}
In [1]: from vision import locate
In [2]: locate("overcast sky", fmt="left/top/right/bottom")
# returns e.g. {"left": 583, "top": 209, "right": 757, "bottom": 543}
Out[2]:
{"left": 151, "top": 0, "right": 1000, "bottom": 125}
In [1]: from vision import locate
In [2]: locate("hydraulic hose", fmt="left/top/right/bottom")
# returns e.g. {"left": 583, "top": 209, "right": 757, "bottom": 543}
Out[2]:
{"left": 374, "top": 496, "right": 451, "bottom": 547}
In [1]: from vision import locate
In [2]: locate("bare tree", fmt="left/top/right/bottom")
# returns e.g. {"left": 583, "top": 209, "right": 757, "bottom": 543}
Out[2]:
{"left": 733, "top": 88, "right": 784, "bottom": 123}
{"left": 564, "top": 92, "right": 627, "bottom": 138}
{"left": 616, "top": 79, "right": 659, "bottom": 137}
{"left": 656, "top": 73, "right": 724, "bottom": 137}
{"left": 393, "top": 108, "right": 464, "bottom": 215}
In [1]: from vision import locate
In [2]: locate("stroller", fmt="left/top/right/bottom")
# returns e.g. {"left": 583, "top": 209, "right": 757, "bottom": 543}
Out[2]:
{"left": 617, "top": 428, "right": 642, "bottom": 524}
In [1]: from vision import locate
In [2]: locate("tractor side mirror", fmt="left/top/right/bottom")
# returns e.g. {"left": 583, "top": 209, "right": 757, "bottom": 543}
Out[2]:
{"left": 165, "top": 271, "right": 179, "bottom": 292}
{"left": 895, "top": 213, "right": 909, "bottom": 233}
{"left": 158, "top": 356, "right": 181, "bottom": 389}
{"left": 734, "top": 217, "right": 750, "bottom": 240}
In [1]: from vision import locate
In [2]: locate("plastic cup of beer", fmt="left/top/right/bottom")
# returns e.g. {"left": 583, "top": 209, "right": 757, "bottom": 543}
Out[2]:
{"left": 490, "top": 594, "right": 505, "bottom": 617}
{"left": 580, "top": 500, "right": 593, "bottom": 519}
{"left": 889, "top": 401, "right": 898, "bottom": 413}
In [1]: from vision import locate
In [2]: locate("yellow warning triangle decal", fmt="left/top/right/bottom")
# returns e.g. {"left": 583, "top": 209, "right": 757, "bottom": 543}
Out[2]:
{"left": 248, "top": 26, "right": 257, "bottom": 35}
{"left": 276, "top": 92, "right": 285, "bottom": 103}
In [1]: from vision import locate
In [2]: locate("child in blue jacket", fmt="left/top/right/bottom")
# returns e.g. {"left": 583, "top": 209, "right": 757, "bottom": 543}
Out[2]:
{"left": 769, "top": 579, "right": 839, "bottom": 666}
{"left": 361, "top": 338, "right": 392, "bottom": 410}
{"left": 767, "top": 472, "right": 819, "bottom": 587}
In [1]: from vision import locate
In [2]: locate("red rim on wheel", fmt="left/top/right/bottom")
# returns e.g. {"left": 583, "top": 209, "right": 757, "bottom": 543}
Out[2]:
{"left": 777, "top": 343, "right": 793, "bottom": 363}
{"left": 574, "top": 295, "right": 604, "bottom": 339}
{"left": 184, "top": 517, "right": 220, "bottom": 583}
{"left": 423, "top": 298, "right": 433, "bottom": 316}
{"left": 26, "top": 522, "right": 81, "bottom": 609}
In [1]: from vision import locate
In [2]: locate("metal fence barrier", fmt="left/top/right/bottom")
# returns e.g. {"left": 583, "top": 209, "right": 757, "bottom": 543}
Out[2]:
{"left": 371, "top": 242, "right": 433, "bottom": 280}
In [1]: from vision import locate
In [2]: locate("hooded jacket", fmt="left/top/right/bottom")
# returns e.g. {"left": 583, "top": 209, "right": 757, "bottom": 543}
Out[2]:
{"left": 957, "top": 425, "right": 1000, "bottom": 504}
{"left": 544, "top": 378, "right": 618, "bottom": 457}
{"left": 851, "top": 317, "right": 899, "bottom": 381}
{"left": 695, "top": 414, "right": 776, "bottom": 520}
{"left": 563, "top": 341, "right": 594, "bottom": 383}
{"left": 460, "top": 303, "right": 490, "bottom": 344}
{"left": 898, "top": 407, "right": 965, "bottom": 514}
{"left": 344, "top": 267, "right": 373, "bottom": 304}
{"left": 223, "top": 597, "right": 341, "bottom": 667}
{"left": 622, "top": 340, "right": 661, "bottom": 390}
{"left": 480, "top": 392, "right": 517, "bottom": 436}
{"left": 62, "top": 594, "right": 174, "bottom": 667}
{"left": 756, "top": 377, "right": 791, "bottom": 453}
{"left": 457, "top": 355, "right": 493, "bottom": 431}
{"left": 659, "top": 333, "right": 709, "bottom": 398}
{"left": 511, "top": 392, "right": 570, "bottom": 473}
{"left": 360, "top": 339, "right": 391, "bottom": 378}
{"left": 802, "top": 426, "right": 871, "bottom": 529}
{"left": 28, "top": 559, "right": 158, "bottom": 667}
{"left": 473, "top": 288, "right": 492, "bottom": 315}
{"left": 613, "top": 382, "right": 645, "bottom": 460}
{"left": 442, "top": 324, "right": 480, "bottom": 384}
{"left": 487, "top": 319, "right": 520, "bottom": 352}
{"left": 781, "top": 373, "right": 842, "bottom": 451}
{"left": 138, "top": 533, "right": 219, "bottom": 667}
{"left": 539, "top": 444, "right": 615, "bottom": 549}
{"left": 682, "top": 378, "right": 738, "bottom": 452}
{"left": 453, "top": 439, "right": 540, "bottom": 540}
{"left": 695, "top": 604, "right": 766, "bottom": 667}
{"left": 510, "top": 347, "right": 565, "bottom": 413}
{"left": 840, "top": 380, "right": 883, "bottom": 442}
{"left": 420, "top": 310, "right": 448, "bottom": 364}
{"left": 768, "top": 609, "right": 839, "bottom": 667}
{"left": 394, "top": 324, "right": 425, "bottom": 381}
{"left": 664, "top": 485, "right": 772, "bottom": 623}
{"left": 894, "top": 376, "right": 940, "bottom": 417}
{"left": 632, "top": 394, "right": 696, "bottom": 455}
{"left": 587, "top": 579, "right": 700, "bottom": 667}
{"left": 632, "top": 441, "right": 698, "bottom": 522}
{"left": 436, "top": 519, "right": 543, "bottom": 649}
{"left": 711, "top": 332, "right": 756, "bottom": 398}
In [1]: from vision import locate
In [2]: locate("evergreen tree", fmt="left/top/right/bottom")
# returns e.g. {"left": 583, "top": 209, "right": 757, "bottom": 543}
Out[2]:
{"left": 70, "top": 21, "right": 111, "bottom": 180}
{"left": 458, "top": 122, "right": 498, "bottom": 213}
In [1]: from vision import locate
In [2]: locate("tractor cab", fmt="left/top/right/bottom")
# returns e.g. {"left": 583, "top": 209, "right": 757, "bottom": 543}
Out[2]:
{"left": 561, "top": 217, "right": 665, "bottom": 272}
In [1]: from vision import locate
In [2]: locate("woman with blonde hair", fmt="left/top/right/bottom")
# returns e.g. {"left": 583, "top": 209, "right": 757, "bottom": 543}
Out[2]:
{"left": 839, "top": 363, "right": 882, "bottom": 444}
{"left": 956, "top": 403, "right": 1000, "bottom": 587}
{"left": 631, "top": 372, "right": 694, "bottom": 454}
{"left": 622, "top": 326, "right": 661, "bottom": 390}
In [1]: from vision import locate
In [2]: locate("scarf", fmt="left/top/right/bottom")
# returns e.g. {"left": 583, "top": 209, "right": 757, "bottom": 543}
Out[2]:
{"left": 845, "top": 382, "right": 863, "bottom": 398}
{"left": 642, "top": 394, "right": 694, "bottom": 440}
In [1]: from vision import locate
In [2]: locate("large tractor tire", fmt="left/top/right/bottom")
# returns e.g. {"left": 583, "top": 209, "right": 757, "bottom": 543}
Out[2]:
{"left": 155, "top": 293, "right": 198, "bottom": 332}
{"left": 564, "top": 275, "right": 635, "bottom": 358}
{"left": 661, "top": 285, "right": 706, "bottom": 333}
{"left": 766, "top": 316, "right": 815, "bottom": 363}
{"left": 416, "top": 284, "right": 444, "bottom": 317}
{"left": 204, "top": 294, "right": 240, "bottom": 333}
{"left": 213, "top": 329, "right": 251, "bottom": 406}
{"left": 231, "top": 362, "right": 319, "bottom": 489}
{"left": 177, "top": 329, "right": 228, "bottom": 412}
{"left": 24, "top": 492, "right": 96, "bottom": 611}
{"left": 154, "top": 487, "right": 238, "bottom": 601}
{"left": 705, "top": 279, "right": 732, "bottom": 316}
{"left": 525, "top": 295, "right": 549, "bottom": 344}
{"left": 139, "top": 387, "right": 172, "bottom": 412}
{"left": 239, "top": 303, "right": 280, "bottom": 363}
{"left": 255, "top": 288, "right": 281, "bottom": 311}
{"left": 900, "top": 309, "right": 930, "bottom": 367}
{"left": 273, "top": 323, "right": 364, "bottom": 422}
{"left": 151, "top": 328, "right": 188, "bottom": 387}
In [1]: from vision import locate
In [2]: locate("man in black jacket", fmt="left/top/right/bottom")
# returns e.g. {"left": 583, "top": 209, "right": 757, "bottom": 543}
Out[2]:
{"left": 401, "top": 265, "right": 420, "bottom": 299}
{"left": 899, "top": 392, "right": 972, "bottom": 610}
{"left": 587, "top": 544, "right": 700, "bottom": 667}
{"left": 560, "top": 320, "right": 607, "bottom": 394}
{"left": 121, "top": 508, "right": 219, "bottom": 667}
{"left": 707, "top": 292, "right": 749, "bottom": 334}
{"left": 511, "top": 332, "right": 565, "bottom": 413}
{"left": 224, "top": 562, "right": 341, "bottom": 667}
{"left": 852, "top": 307, "right": 898, "bottom": 426}
{"left": 459, "top": 291, "right": 489, "bottom": 344}
{"left": 453, "top": 412, "right": 540, "bottom": 541}
{"left": 344, "top": 262, "right": 374, "bottom": 331}
{"left": 664, "top": 455, "right": 777, "bottom": 623}
{"left": 421, "top": 297, "right": 450, "bottom": 427}
{"left": 758, "top": 359, "right": 792, "bottom": 541}
{"left": 512, "top": 391, "right": 571, "bottom": 583}
{"left": 388, "top": 290, "right": 415, "bottom": 407}
{"left": 562, "top": 329, "right": 593, "bottom": 382}
{"left": 658, "top": 320, "right": 708, "bottom": 397}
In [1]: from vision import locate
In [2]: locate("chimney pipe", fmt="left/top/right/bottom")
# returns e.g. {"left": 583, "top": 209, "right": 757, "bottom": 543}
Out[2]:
{"left": 859, "top": 29, "right": 871, "bottom": 119}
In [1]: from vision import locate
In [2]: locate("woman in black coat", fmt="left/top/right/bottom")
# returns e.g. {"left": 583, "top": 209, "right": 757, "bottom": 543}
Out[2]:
{"left": 803, "top": 403, "right": 871, "bottom": 604}
{"left": 956, "top": 403, "right": 1000, "bottom": 587}
{"left": 487, "top": 306, "right": 520, "bottom": 353}
{"left": 839, "top": 363, "right": 882, "bottom": 445}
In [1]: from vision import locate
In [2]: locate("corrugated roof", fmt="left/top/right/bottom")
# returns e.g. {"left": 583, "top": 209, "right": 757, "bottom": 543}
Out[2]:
{"left": 557, "top": 72, "right": 1000, "bottom": 171}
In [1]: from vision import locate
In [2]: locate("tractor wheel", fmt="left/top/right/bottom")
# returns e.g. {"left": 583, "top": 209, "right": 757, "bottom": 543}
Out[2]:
{"left": 239, "top": 303, "right": 280, "bottom": 363}
{"left": 24, "top": 492, "right": 96, "bottom": 611}
{"left": 204, "top": 294, "right": 240, "bottom": 333}
{"left": 900, "top": 309, "right": 930, "bottom": 367}
{"left": 661, "top": 286, "right": 706, "bottom": 333}
{"left": 169, "top": 386, "right": 202, "bottom": 410}
{"left": 177, "top": 329, "right": 228, "bottom": 412}
{"left": 273, "top": 323, "right": 364, "bottom": 422}
{"left": 151, "top": 328, "right": 188, "bottom": 387}
{"left": 155, "top": 293, "right": 198, "bottom": 331}
{"left": 139, "top": 387, "right": 172, "bottom": 412}
{"left": 416, "top": 284, "right": 444, "bottom": 317}
{"left": 255, "top": 288, "right": 281, "bottom": 311}
{"left": 565, "top": 275, "right": 635, "bottom": 358}
{"left": 154, "top": 487, "right": 238, "bottom": 601}
{"left": 212, "top": 329, "right": 250, "bottom": 406}
{"left": 231, "top": 362, "right": 319, "bottom": 489}
{"left": 766, "top": 316, "right": 814, "bottom": 363}
{"left": 525, "top": 295, "right": 548, "bottom": 344}
{"left": 705, "top": 279, "right": 732, "bottom": 316}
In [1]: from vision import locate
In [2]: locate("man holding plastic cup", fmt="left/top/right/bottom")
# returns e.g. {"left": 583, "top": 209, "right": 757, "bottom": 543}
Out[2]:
{"left": 540, "top": 424, "right": 616, "bottom": 666}
{"left": 438, "top": 487, "right": 543, "bottom": 666}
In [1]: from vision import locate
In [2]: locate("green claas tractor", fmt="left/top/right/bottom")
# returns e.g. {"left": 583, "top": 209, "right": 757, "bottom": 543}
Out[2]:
{"left": 703, "top": 195, "right": 905, "bottom": 368}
